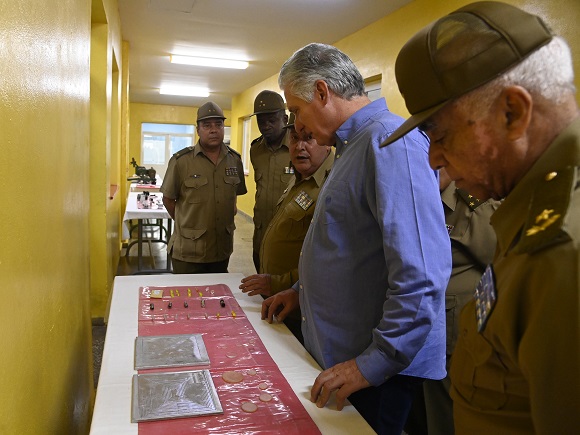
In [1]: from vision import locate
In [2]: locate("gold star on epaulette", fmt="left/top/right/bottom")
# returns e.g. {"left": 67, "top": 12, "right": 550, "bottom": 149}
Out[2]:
{"left": 456, "top": 189, "right": 482, "bottom": 211}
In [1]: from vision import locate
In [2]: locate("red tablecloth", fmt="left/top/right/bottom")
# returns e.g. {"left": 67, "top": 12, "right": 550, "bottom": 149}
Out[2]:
{"left": 137, "top": 284, "right": 321, "bottom": 434}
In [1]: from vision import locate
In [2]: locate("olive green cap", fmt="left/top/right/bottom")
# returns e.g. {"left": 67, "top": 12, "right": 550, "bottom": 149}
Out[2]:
{"left": 283, "top": 112, "right": 295, "bottom": 129}
{"left": 197, "top": 101, "right": 226, "bottom": 122}
{"left": 253, "top": 90, "right": 286, "bottom": 115}
{"left": 381, "top": 1, "right": 553, "bottom": 147}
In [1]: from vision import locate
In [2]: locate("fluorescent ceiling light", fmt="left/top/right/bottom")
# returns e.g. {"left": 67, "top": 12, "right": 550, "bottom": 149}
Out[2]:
{"left": 159, "top": 85, "right": 209, "bottom": 97}
{"left": 170, "top": 54, "right": 249, "bottom": 70}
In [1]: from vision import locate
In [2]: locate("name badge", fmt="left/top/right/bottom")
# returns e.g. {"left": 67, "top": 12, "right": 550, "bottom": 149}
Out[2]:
{"left": 474, "top": 265, "right": 497, "bottom": 332}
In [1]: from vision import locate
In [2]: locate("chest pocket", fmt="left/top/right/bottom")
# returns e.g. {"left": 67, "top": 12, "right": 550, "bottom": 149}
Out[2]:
{"left": 321, "top": 180, "right": 347, "bottom": 225}
{"left": 281, "top": 199, "right": 312, "bottom": 239}
{"left": 452, "top": 304, "right": 509, "bottom": 410}
{"left": 280, "top": 172, "right": 293, "bottom": 185}
{"left": 223, "top": 175, "right": 240, "bottom": 199}
{"left": 184, "top": 176, "right": 209, "bottom": 203}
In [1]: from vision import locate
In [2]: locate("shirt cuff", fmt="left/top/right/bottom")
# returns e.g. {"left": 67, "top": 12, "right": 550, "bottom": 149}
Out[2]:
{"left": 355, "top": 343, "right": 396, "bottom": 386}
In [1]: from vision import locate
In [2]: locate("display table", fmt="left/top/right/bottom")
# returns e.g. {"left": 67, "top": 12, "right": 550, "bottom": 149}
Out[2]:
{"left": 122, "top": 192, "right": 172, "bottom": 274}
{"left": 90, "top": 274, "right": 374, "bottom": 434}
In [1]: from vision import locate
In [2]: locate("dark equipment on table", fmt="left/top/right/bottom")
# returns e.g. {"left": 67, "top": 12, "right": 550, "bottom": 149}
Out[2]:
{"left": 128, "top": 157, "right": 157, "bottom": 184}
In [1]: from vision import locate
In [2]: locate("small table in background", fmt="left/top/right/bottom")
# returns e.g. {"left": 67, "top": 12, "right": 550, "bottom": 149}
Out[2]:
{"left": 123, "top": 191, "right": 172, "bottom": 274}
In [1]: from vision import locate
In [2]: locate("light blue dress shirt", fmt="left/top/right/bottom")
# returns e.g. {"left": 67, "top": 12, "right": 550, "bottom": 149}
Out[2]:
{"left": 295, "top": 98, "right": 451, "bottom": 386}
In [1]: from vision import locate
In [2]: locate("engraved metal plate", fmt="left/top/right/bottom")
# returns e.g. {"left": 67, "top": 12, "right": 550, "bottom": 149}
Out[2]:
{"left": 131, "top": 370, "right": 223, "bottom": 422}
{"left": 135, "top": 334, "right": 209, "bottom": 370}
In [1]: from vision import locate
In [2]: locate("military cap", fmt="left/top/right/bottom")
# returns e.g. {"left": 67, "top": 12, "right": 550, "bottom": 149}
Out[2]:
{"left": 197, "top": 101, "right": 226, "bottom": 122}
{"left": 253, "top": 90, "right": 286, "bottom": 115}
{"left": 381, "top": 1, "right": 554, "bottom": 147}
{"left": 283, "top": 112, "right": 295, "bottom": 129}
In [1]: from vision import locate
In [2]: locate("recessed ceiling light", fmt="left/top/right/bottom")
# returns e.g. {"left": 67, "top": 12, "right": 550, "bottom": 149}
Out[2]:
{"left": 159, "top": 85, "right": 210, "bottom": 97}
{"left": 170, "top": 54, "right": 249, "bottom": 70}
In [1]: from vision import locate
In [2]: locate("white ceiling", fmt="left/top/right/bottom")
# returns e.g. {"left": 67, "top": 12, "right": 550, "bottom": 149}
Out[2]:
{"left": 118, "top": 0, "right": 413, "bottom": 110}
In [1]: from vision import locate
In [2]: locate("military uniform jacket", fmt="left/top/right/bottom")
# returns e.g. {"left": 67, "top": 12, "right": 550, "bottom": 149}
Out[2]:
{"left": 450, "top": 118, "right": 580, "bottom": 434}
{"left": 250, "top": 132, "right": 292, "bottom": 255}
{"left": 259, "top": 150, "right": 334, "bottom": 292}
{"left": 160, "top": 142, "right": 247, "bottom": 263}
{"left": 441, "top": 182, "right": 500, "bottom": 357}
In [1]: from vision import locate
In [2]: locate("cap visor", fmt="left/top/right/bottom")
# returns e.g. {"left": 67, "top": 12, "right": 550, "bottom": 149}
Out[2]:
{"left": 252, "top": 109, "right": 283, "bottom": 116}
{"left": 380, "top": 101, "right": 447, "bottom": 147}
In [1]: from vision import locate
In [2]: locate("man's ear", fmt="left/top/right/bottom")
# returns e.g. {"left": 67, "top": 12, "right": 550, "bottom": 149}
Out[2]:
{"left": 501, "top": 86, "right": 533, "bottom": 140}
{"left": 314, "top": 80, "right": 329, "bottom": 104}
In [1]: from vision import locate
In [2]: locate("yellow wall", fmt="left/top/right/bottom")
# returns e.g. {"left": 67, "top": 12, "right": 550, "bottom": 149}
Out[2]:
{"left": 231, "top": 0, "right": 580, "bottom": 216}
{"left": 0, "top": 0, "right": 94, "bottom": 433}
{"left": 89, "top": 0, "right": 125, "bottom": 319}
{"left": 0, "top": 0, "right": 126, "bottom": 431}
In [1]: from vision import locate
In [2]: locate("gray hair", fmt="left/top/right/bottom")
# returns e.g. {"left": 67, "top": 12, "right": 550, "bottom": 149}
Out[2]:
{"left": 458, "top": 36, "right": 576, "bottom": 116}
{"left": 278, "top": 43, "right": 366, "bottom": 102}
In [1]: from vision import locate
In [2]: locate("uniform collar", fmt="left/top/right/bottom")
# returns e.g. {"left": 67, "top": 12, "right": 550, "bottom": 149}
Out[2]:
{"left": 440, "top": 181, "right": 458, "bottom": 212}
{"left": 296, "top": 148, "right": 335, "bottom": 186}
{"left": 492, "top": 117, "right": 580, "bottom": 255}
{"left": 260, "top": 130, "right": 290, "bottom": 151}
{"left": 193, "top": 141, "right": 228, "bottom": 158}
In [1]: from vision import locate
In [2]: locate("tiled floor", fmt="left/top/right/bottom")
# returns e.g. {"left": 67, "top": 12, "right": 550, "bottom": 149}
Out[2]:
{"left": 92, "top": 212, "right": 256, "bottom": 387}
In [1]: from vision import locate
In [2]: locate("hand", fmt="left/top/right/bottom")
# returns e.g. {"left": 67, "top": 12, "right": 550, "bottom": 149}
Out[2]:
{"left": 310, "top": 359, "right": 371, "bottom": 411}
{"left": 239, "top": 274, "right": 273, "bottom": 296}
{"left": 261, "top": 289, "right": 299, "bottom": 323}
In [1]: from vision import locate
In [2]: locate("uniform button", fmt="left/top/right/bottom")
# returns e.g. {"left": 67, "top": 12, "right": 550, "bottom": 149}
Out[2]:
{"left": 545, "top": 171, "right": 558, "bottom": 181}
{"left": 299, "top": 284, "right": 303, "bottom": 290}
{"left": 336, "top": 154, "right": 341, "bottom": 159}
{"left": 301, "top": 316, "right": 306, "bottom": 322}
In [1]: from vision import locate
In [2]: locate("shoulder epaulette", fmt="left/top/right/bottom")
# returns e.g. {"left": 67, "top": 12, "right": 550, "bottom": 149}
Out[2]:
{"left": 515, "top": 166, "right": 576, "bottom": 254}
{"left": 227, "top": 146, "right": 241, "bottom": 158}
{"left": 174, "top": 146, "right": 194, "bottom": 159}
{"left": 250, "top": 135, "right": 263, "bottom": 146}
{"left": 456, "top": 188, "right": 483, "bottom": 211}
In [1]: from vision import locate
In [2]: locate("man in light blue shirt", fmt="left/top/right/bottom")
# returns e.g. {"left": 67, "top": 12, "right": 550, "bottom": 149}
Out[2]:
{"left": 262, "top": 43, "right": 451, "bottom": 435}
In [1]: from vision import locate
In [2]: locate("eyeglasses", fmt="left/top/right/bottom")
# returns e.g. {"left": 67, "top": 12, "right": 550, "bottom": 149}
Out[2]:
{"left": 199, "top": 121, "right": 224, "bottom": 130}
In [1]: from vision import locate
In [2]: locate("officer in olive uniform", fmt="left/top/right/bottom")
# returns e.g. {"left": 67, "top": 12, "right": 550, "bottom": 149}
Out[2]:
{"left": 161, "top": 101, "right": 247, "bottom": 274}
{"left": 406, "top": 169, "right": 501, "bottom": 435}
{"left": 240, "top": 113, "right": 334, "bottom": 342}
{"left": 250, "top": 90, "right": 292, "bottom": 272}
{"left": 382, "top": 3, "right": 580, "bottom": 433}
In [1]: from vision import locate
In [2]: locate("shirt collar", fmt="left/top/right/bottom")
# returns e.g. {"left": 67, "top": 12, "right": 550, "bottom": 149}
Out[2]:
{"left": 335, "top": 98, "right": 388, "bottom": 152}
